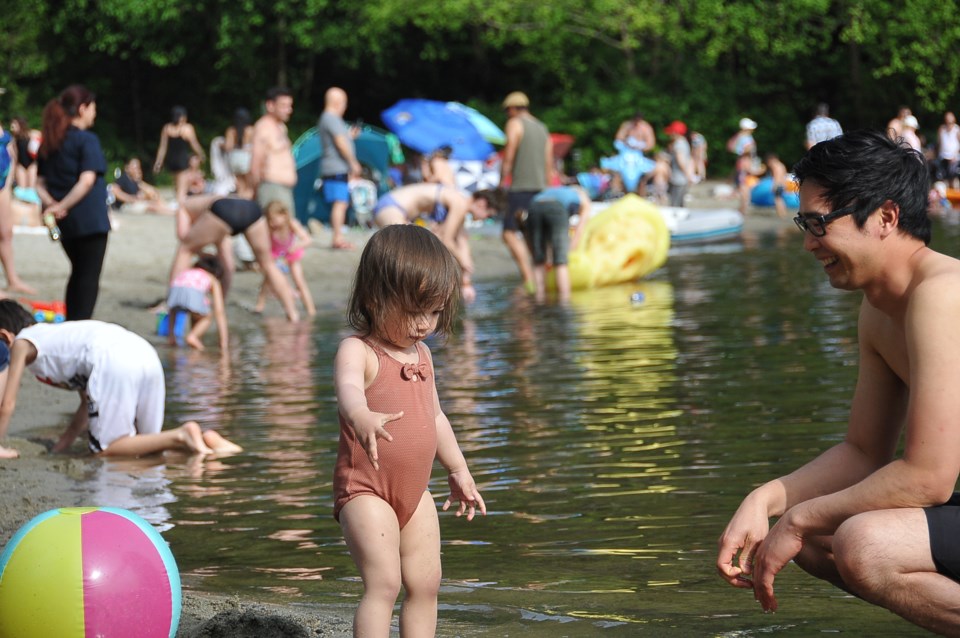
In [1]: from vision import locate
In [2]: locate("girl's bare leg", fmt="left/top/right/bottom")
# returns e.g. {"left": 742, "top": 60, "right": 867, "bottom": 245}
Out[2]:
{"left": 0, "top": 186, "right": 34, "bottom": 294}
{"left": 246, "top": 219, "right": 299, "bottom": 321}
{"left": 185, "top": 314, "right": 211, "bottom": 350}
{"left": 398, "top": 492, "right": 442, "bottom": 638}
{"left": 289, "top": 261, "right": 315, "bottom": 316}
{"left": 340, "top": 495, "right": 403, "bottom": 637}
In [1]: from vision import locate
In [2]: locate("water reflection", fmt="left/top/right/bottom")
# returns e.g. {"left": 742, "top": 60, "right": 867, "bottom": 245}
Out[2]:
{"left": 67, "top": 221, "right": 948, "bottom": 634}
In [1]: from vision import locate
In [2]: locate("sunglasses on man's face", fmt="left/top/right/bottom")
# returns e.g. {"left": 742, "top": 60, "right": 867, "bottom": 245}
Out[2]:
{"left": 793, "top": 206, "right": 856, "bottom": 237}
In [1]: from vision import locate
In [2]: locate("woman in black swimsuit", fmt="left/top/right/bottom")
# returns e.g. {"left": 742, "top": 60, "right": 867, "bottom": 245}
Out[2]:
{"left": 153, "top": 106, "right": 206, "bottom": 204}
{"left": 168, "top": 194, "right": 300, "bottom": 322}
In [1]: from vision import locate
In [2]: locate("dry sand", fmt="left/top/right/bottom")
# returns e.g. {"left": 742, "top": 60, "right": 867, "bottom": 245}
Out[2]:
{"left": 0, "top": 182, "right": 791, "bottom": 636}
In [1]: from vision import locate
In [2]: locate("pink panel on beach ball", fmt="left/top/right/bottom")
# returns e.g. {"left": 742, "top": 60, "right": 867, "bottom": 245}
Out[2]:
{"left": 81, "top": 510, "right": 173, "bottom": 638}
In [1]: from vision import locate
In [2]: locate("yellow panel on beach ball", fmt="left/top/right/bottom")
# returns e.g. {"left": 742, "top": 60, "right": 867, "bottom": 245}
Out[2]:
{"left": 560, "top": 194, "right": 670, "bottom": 290}
{"left": 0, "top": 508, "right": 87, "bottom": 638}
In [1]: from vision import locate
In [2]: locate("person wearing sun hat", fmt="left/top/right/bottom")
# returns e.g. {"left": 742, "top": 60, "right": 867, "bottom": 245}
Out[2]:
{"left": 500, "top": 91, "right": 552, "bottom": 290}
{"left": 664, "top": 120, "right": 694, "bottom": 207}
{"left": 900, "top": 114, "right": 922, "bottom": 151}
{"left": 726, "top": 117, "right": 760, "bottom": 215}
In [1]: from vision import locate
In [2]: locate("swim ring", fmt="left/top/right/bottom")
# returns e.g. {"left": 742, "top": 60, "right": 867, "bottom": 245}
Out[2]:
{"left": 552, "top": 194, "right": 669, "bottom": 291}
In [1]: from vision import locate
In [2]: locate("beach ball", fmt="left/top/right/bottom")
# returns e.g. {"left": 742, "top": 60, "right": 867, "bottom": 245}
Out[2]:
{"left": 0, "top": 507, "right": 181, "bottom": 638}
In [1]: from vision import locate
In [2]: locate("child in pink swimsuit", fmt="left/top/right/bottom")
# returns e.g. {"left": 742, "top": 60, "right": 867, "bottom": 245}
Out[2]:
{"left": 166, "top": 253, "right": 228, "bottom": 351}
{"left": 333, "top": 224, "right": 486, "bottom": 636}
{"left": 254, "top": 201, "right": 315, "bottom": 316}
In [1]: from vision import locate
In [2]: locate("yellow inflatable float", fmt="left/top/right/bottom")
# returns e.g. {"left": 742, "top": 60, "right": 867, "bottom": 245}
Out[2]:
{"left": 551, "top": 194, "right": 670, "bottom": 291}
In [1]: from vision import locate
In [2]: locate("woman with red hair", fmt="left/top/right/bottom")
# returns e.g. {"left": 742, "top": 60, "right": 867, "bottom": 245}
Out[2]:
{"left": 37, "top": 85, "right": 110, "bottom": 321}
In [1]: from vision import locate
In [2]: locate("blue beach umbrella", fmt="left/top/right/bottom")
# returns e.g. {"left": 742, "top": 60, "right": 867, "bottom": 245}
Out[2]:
{"left": 445, "top": 102, "right": 506, "bottom": 145}
{"left": 381, "top": 99, "right": 495, "bottom": 161}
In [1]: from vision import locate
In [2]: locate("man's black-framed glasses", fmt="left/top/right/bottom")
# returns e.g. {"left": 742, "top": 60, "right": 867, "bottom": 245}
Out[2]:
{"left": 793, "top": 206, "right": 856, "bottom": 237}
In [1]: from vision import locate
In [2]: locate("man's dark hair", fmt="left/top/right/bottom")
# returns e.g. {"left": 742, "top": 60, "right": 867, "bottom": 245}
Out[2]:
{"left": 0, "top": 300, "right": 37, "bottom": 335}
{"left": 792, "top": 129, "right": 931, "bottom": 244}
{"left": 265, "top": 86, "right": 292, "bottom": 102}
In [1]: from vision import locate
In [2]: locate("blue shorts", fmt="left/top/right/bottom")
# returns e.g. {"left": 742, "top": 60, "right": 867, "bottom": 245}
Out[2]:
{"left": 322, "top": 176, "right": 350, "bottom": 204}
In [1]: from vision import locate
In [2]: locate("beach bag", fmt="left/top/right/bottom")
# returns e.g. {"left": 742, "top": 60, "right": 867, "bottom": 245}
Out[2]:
{"left": 228, "top": 149, "right": 252, "bottom": 176}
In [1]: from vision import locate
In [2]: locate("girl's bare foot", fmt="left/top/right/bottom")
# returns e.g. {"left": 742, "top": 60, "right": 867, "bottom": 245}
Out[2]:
{"left": 0, "top": 445, "right": 20, "bottom": 459}
{"left": 178, "top": 421, "right": 213, "bottom": 455}
{"left": 185, "top": 334, "right": 205, "bottom": 350}
{"left": 202, "top": 430, "right": 243, "bottom": 454}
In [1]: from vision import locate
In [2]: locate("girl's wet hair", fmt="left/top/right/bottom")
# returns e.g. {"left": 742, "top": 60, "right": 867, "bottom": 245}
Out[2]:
{"left": 347, "top": 225, "right": 461, "bottom": 339}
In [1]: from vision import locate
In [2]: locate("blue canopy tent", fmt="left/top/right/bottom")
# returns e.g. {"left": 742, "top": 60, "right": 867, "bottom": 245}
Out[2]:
{"left": 291, "top": 125, "right": 401, "bottom": 225}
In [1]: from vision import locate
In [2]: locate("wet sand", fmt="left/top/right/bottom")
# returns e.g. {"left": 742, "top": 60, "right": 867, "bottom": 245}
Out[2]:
{"left": 0, "top": 182, "right": 791, "bottom": 636}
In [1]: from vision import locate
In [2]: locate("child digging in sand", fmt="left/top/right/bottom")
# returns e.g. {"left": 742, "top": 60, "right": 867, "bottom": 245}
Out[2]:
{"left": 333, "top": 224, "right": 486, "bottom": 636}
{"left": 254, "top": 201, "right": 315, "bottom": 316}
{"left": 167, "top": 252, "right": 229, "bottom": 351}
{"left": 0, "top": 300, "right": 241, "bottom": 459}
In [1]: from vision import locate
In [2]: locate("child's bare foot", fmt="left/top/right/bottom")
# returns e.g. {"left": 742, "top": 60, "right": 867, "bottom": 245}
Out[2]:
{"left": 185, "top": 334, "right": 205, "bottom": 350}
{"left": 202, "top": 430, "right": 243, "bottom": 455}
{"left": 0, "top": 445, "right": 20, "bottom": 459}
{"left": 177, "top": 421, "right": 213, "bottom": 455}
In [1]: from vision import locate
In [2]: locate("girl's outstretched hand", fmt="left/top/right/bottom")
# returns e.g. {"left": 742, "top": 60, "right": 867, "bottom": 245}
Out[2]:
{"left": 443, "top": 469, "right": 486, "bottom": 521}
{"left": 350, "top": 410, "right": 401, "bottom": 471}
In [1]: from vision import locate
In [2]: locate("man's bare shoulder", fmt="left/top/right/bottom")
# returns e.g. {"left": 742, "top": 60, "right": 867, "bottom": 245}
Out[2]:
{"left": 897, "top": 251, "right": 960, "bottom": 327}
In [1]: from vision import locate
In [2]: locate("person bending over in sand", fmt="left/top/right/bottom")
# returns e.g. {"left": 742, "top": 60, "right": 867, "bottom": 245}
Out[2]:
{"left": 0, "top": 299, "right": 241, "bottom": 459}
{"left": 171, "top": 194, "right": 300, "bottom": 321}
{"left": 334, "top": 225, "right": 485, "bottom": 636}
{"left": 372, "top": 183, "right": 500, "bottom": 303}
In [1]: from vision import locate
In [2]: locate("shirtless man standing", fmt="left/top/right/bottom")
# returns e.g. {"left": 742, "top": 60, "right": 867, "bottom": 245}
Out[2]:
{"left": 251, "top": 87, "right": 297, "bottom": 215}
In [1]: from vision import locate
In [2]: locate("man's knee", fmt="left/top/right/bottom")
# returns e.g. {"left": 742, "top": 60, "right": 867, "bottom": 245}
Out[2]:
{"left": 834, "top": 513, "right": 888, "bottom": 595}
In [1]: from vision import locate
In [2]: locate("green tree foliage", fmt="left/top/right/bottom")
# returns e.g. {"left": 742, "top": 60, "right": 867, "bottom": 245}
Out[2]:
{"left": 4, "top": 0, "right": 957, "bottom": 173}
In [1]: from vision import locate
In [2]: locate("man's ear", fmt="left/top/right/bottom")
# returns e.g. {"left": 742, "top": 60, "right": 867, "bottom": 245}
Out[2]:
{"left": 878, "top": 200, "right": 900, "bottom": 235}
{"left": 0, "top": 329, "right": 15, "bottom": 347}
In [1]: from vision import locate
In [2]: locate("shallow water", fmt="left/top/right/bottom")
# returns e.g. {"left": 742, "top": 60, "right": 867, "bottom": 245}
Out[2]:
{"left": 88, "top": 218, "right": 960, "bottom": 636}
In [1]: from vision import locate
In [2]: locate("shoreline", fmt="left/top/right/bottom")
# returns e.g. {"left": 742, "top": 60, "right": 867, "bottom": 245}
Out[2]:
{"left": 0, "top": 182, "right": 792, "bottom": 636}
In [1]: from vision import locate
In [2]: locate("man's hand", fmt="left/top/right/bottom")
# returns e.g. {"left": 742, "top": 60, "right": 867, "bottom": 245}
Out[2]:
{"left": 752, "top": 512, "right": 805, "bottom": 612}
{"left": 717, "top": 496, "right": 770, "bottom": 589}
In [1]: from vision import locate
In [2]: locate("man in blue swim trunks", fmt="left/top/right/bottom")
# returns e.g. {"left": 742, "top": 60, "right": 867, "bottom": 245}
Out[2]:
{"left": 718, "top": 130, "right": 960, "bottom": 634}
{"left": 318, "top": 87, "right": 362, "bottom": 250}
{"left": 372, "top": 183, "right": 499, "bottom": 303}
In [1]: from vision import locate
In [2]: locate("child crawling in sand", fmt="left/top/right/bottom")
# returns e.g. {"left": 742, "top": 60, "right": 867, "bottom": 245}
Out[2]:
{"left": 0, "top": 300, "right": 241, "bottom": 459}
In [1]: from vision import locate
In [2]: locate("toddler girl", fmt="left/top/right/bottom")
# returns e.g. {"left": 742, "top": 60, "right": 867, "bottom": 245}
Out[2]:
{"left": 333, "top": 224, "right": 485, "bottom": 636}
{"left": 166, "top": 253, "right": 228, "bottom": 351}
{"left": 255, "top": 201, "right": 315, "bottom": 316}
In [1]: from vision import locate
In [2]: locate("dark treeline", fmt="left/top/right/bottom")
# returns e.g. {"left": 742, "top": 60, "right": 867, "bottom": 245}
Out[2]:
{"left": 4, "top": 0, "right": 960, "bottom": 175}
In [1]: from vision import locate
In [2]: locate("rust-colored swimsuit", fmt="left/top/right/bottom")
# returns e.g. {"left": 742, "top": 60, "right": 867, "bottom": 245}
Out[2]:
{"left": 333, "top": 337, "right": 438, "bottom": 529}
